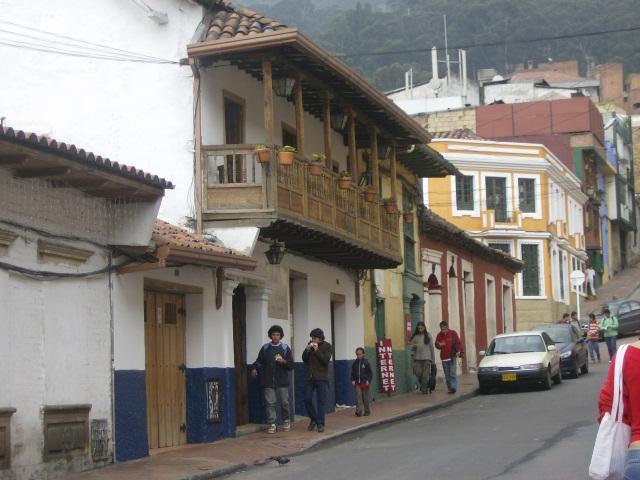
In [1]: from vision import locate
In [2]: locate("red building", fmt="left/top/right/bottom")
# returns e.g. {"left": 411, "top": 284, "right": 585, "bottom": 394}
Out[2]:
{"left": 420, "top": 208, "right": 523, "bottom": 373}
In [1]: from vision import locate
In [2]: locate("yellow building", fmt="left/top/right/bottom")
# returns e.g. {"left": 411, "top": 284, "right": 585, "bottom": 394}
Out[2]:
{"left": 425, "top": 135, "right": 589, "bottom": 329}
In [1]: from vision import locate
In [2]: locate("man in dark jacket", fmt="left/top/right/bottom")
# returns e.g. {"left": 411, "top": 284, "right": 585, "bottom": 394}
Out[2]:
{"left": 302, "top": 328, "right": 332, "bottom": 432}
{"left": 351, "top": 347, "right": 372, "bottom": 416}
{"left": 251, "top": 325, "right": 294, "bottom": 434}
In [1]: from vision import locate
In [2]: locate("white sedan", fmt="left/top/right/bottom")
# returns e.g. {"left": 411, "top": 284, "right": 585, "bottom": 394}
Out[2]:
{"left": 477, "top": 331, "right": 562, "bottom": 393}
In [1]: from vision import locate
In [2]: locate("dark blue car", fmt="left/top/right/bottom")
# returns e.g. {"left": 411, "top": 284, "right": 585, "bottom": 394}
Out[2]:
{"left": 532, "top": 324, "right": 588, "bottom": 378}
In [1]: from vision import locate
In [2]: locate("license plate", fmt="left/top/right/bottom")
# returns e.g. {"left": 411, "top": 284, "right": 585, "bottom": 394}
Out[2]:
{"left": 501, "top": 373, "right": 517, "bottom": 382}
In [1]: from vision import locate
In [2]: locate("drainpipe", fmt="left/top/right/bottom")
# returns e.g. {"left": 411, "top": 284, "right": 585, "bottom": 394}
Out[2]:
{"left": 108, "top": 253, "right": 117, "bottom": 462}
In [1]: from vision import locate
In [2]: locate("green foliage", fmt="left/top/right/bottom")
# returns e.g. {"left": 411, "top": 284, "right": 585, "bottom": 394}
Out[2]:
{"left": 245, "top": 0, "right": 640, "bottom": 91}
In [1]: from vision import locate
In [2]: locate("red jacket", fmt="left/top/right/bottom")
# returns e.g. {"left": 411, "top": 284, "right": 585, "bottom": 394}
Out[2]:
{"left": 598, "top": 345, "right": 640, "bottom": 444}
{"left": 435, "top": 329, "right": 462, "bottom": 360}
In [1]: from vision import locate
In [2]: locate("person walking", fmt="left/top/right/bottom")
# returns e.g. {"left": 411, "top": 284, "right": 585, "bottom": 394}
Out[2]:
{"left": 586, "top": 266, "right": 597, "bottom": 299}
{"left": 251, "top": 325, "right": 294, "bottom": 434}
{"left": 600, "top": 308, "right": 619, "bottom": 362}
{"left": 586, "top": 313, "right": 601, "bottom": 363}
{"left": 559, "top": 313, "right": 571, "bottom": 324}
{"left": 351, "top": 347, "right": 372, "bottom": 417}
{"left": 409, "top": 322, "right": 435, "bottom": 394}
{"left": 302, "top": 328, "right": 333, "bottom": 433}
{"left": 597, "top": 340, "right": 640, "bottom": 479}
{"left": 435, "top": 321, "right": 462, "bottom": 394}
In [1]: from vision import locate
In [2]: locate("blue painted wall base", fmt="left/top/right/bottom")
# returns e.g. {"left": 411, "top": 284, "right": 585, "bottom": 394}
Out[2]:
{"left": 186, "top": 367, "right": 235, "bottom": 443}
{"left": 114, "top": 370, "right": 148, "bottom": 462}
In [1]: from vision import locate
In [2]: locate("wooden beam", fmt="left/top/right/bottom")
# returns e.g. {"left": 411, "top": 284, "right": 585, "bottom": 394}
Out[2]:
{"left": 348, "top": 110, "right": 358, "bottom": 180}
{"left": 262, "top": 57, "right": 274, "bottom": 146}
{"left": 0, "top": 154, "right": 29, "bottom": 166}
{"left": 323, "top": 91, "right": 332, "bottom": 168}
{"left": 370, "top": 127, "right": 379, "bottom": 193}
{"left": 390, "top": 140, "right": 398, "bottom": 201}
{"left": 295, "top": 72, "right": 305, "bottom": 157}
{"left": 14, "top": 167, "right": 70, "bottom": 178}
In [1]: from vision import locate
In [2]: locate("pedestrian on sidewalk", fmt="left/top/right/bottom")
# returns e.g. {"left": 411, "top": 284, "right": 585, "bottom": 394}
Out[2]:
{"left": 586, "top": 266, "right": 597, "bottom": 299}
{"left": 586, "top": 313, "right": 601, "bottom": 363}
{"left": 409, "top": 322, "right": 435, "bottom": 394}
{"left": 559, "top": 312, "right": 571, "bottom": 324}
{"left": 596, "top": 340, "right": 640, "bottom": 479}
{"left": 251, "top": 325, "right": 294, "bottom": 434}
{"left": 600, "top": 308, "right": 619, "bottom": 362}
{"left": 351, "top": 347, "right": 372, "bottom": 417}
{"left": 435, "top": 321, "right": 462, "bottom": 394}
{"left": 302, "top": 328, "right": 333, "bottom": 433}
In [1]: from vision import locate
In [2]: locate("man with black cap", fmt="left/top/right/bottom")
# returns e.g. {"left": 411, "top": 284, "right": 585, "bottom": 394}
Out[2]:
{"left": 302, "top": 328, "right": 333, "bottom": 432}
{"left": 251, "top": 325, "right": 294, "bottom": 434}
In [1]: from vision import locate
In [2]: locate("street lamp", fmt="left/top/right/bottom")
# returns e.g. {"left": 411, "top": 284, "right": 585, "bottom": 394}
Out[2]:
{"left": 273, "top": 77, "right": 296, "bottom": 98}
{"left": 265, "top": 242, "right": 285, "bottom": 265}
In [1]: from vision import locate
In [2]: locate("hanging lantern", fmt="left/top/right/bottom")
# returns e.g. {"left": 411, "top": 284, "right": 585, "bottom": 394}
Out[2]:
{"left": 330, "top": 109, "right": 348, "bottom": 131}
{"left": 448, "top": 256, "right": 457, "bottom": 278}
{"left": 265, "top": 242, "right": 286, "bottom": 265}
{"left": 273, "top": 77, "right": 296, "bottom": 98}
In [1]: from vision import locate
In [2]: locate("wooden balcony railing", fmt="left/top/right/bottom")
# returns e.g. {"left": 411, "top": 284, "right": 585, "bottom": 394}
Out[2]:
{"left": 201, "top": 145, "right": 400, "bottom": 259}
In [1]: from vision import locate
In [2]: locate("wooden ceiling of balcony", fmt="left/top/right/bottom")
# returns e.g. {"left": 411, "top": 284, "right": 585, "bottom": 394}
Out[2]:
{"left": 260, "top": 219, "right": 402, "bottom": 270}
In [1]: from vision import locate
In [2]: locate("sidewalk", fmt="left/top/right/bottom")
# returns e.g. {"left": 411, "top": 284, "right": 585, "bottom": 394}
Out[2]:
{"left": 68, "top": 374, "right": 477, "bottom": 480}
{"left": 583, "top": 263, "right": 640, "bottom": 313}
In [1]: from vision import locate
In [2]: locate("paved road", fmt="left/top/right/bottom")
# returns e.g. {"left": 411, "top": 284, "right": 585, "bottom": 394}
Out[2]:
{"left": 223, "top": 342, "right": 623, "bottom": 480}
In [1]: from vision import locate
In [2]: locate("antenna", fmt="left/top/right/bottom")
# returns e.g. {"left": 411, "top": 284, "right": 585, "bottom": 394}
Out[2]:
{"left": 444, "top": 15, "right": 451, "bottom": 86}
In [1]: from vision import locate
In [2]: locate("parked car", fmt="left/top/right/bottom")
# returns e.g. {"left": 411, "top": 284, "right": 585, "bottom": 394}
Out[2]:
{"left": 532, "top": 324, "right": 588, "bottom": 378}
{"left": 581, "top": 300, "right": 640, "bottom": 339}
{"left": 477, "top": 331, "right": 562, "bottom": 393}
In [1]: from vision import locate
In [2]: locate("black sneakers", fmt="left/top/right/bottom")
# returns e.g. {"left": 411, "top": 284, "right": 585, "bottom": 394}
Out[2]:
{"left": 307, "top": 421, "right": 316, "bottom": 431}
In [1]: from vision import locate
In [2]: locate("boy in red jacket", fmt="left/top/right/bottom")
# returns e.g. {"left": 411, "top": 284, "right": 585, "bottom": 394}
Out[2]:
{"left": 435, "top": 321, "right": 462, "bottom": 394}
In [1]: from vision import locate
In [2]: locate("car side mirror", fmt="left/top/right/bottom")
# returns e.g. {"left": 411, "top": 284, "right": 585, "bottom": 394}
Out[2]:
{"left": 548, "top": 345, "right": 557, "bottom": 352}
{"left": 479, "top": 350, "right": 486, "bottom": 356}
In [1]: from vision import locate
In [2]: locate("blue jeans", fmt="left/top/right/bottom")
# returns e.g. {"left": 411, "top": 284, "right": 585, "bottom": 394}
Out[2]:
{"left": 625, "top": 449, "right": 640, "bottom": 480}
{"left": 588, "top": 340, "right": 601, "bottom": 361}
{"left": 304, "top": 379, "right": 329, "bottom": 426}
{"left": 605, "top": 336, "right": 617, "bottom": 360}
{"left": 442, "top": 359, "right": 457, "bottom": 392}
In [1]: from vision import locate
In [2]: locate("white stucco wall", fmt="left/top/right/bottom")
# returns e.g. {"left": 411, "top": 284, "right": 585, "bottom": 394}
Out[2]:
{"left": 0, "top": 0, "right": 203, "bottom": 225}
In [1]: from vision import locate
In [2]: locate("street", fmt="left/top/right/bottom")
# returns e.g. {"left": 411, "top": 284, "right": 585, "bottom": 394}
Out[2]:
{"left": 224, "top": 342, "right": 620, "bottom": 480}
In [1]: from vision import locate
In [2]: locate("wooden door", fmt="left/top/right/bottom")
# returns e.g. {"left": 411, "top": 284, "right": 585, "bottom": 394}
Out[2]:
{"left": 232, "top": 286, "right": 248, "bottom": 426}
{"left": 144, "top": 291, "right": 187, "bottom": 449}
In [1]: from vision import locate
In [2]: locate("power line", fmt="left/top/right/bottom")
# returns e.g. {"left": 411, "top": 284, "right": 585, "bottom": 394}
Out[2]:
{"left": 337, "top": 25, "right": 640, "bottom": 59}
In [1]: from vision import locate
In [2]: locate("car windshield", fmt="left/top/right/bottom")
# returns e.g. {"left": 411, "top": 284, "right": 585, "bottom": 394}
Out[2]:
{"left": 487, "top": 335, "right": 546, "bottom": 355}
{"left": 541, "top": 328, "right": 573, "bottom": 343}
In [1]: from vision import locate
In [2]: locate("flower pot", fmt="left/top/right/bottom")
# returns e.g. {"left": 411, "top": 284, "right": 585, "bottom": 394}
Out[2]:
{"left": 308, "top": 163, "right": 324, "bottom": 176}
{"left": 403, "top": 212, "right": 413, "bottom": 223}
{"left": 254, "top": 149, "right": 271, "bottom": 164}
{"left": 278, "top": 151, "right": 295, "bottom": 166}
{"left": 383, "top": 203, "right": 397, "bottom": 214}
{"left": 364, "top": 190, "right": 377, "bottom": 203}
{"left": 338, "top": 177, "right": 352, "bottom": 189}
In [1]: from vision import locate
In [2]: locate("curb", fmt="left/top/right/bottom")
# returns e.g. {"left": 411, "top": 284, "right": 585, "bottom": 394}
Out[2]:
{"left": 191, "top": 388, "right": 477, "bottom": 479}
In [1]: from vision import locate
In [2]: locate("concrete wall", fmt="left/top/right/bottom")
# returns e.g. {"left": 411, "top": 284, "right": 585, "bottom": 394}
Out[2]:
{"left": 0, "top": 0, "right": 203, "bottom": 226}
{"left": 418, "top": 108, "right": 476, "bottom": 133}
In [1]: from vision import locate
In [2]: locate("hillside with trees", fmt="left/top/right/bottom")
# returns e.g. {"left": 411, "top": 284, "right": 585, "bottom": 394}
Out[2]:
{"left": 246, "top": 0, "right": 640, "bottom": 91}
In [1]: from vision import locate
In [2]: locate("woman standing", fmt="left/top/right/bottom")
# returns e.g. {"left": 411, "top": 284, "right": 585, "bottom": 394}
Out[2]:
{"left": 409, "top": 322, "right": 435, "bottom": 394}
{"left": 597, "top": 339, "right": 640, "bottom": 478}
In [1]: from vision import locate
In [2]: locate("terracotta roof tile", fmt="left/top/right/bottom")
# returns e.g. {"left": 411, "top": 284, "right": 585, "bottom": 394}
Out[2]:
{"left": 200, "top": 0, "right": 287, "bottom": 42}
{"left": 152, "top": 220, "right": 247, "bottom": 257}
{"left": 0, "top": 125, "right": 174, "bottom": 190}
{"left": 432, "top": 129, "right": 484, "bottom": 140}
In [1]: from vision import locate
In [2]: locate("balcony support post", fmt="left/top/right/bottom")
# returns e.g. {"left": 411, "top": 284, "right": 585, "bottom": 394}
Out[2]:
{"left": 192, "top": 62, "right": 203, "bottom": 234}
{"left": 262, "top": 56, "right": 275, "bottom": 207}
{"left": 295, "top": 73, "right": 305, "bottom": 157}
{"left": 323, "top": 91, "right": 332, "bottom": 169}
{"left": 390, "top": 140, "right": 398, "bottom": 201}
{"left": 348, "top": 109, "right": 358, "bottom": 181}
{"left": 370, "top": 127, "right": 379, "bottom": 193}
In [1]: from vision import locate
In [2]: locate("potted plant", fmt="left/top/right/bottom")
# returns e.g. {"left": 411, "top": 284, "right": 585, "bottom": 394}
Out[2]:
{"left": 382, "top": 197, "right": 397, "bottom": 214}
{"left": 254, "top": 145, "right": 271, "bottom": 164}
{"left": 363, "top": 187, "right": 377, "bottom": 203}
{"left": 337, "top": 171, "right": 352, "bottom": 189}
{"left": 309, "top": 153, "right": 325, "bottom": 176}
{"left": 403, "top": 211, "right": 413, "bottom": 223}
{"left": 278, "top": 146, "right": 296, "bottom": 166}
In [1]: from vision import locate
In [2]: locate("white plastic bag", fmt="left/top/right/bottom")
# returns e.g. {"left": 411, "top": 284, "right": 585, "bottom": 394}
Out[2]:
{"left": 589, "top": 344, "right": 631, "bottom": 480}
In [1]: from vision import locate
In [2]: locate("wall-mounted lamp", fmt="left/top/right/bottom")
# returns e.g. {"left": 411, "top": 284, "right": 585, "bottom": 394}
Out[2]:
{"left": 426, "top": 263, "right": 440, "bottom": 290}
{"left": 273, "top": 77, "right": 296, "bottom": 98}
{"left": 448, "top": 256, "right": 457, "bottom": 278}
{"left": 265, "top": 242, "right": 286, "bottom": 265}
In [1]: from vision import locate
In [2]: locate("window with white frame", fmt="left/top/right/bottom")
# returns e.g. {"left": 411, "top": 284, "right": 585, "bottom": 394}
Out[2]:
{"left": 518, "top": 178, "right": 536, "bottom": 213}
{"left": 520, "top": 243, "right": 541, "bottom": 297}
{"left": 455, "top": 175, "right": 474, "bottom": 210}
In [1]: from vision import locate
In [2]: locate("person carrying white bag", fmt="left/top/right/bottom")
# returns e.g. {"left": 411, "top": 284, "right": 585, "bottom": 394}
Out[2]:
{"left": 590, "top": 340, "right": 640, "bottom": 479}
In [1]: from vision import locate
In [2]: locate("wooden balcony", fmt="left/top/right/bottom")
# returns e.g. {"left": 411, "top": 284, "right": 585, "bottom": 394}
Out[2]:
{"left": 200, "top": 145, "right": 402, "bottom": 269}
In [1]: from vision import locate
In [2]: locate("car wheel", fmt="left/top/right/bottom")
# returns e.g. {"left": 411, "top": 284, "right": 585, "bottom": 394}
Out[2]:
{"left": 581, "top": 358, "right": 589, "bottom": 375}
{"left": 572, "top": 360, "right": 581, "bottom": 378}
{"left": 552, "top": 367, "right": 562, "bottom": 385}
{"left": 542, "top": 367, "right": 552, "bottom": 390}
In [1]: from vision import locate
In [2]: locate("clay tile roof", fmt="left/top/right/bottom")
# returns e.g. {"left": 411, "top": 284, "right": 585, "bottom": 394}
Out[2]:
{"left": 432, "top": 129, "right": 485, "bottom": 140}
{"left": 153, "top": 220, "right": 245, "bottom": 257}
{"left": 200, "top": 0, "right": 287, "bottom": 41}
{"left": 0, "top": 125, "right": 174, "bottom": 190}
{"left": 419, "top": 208, "right": 523, "bottom": 273}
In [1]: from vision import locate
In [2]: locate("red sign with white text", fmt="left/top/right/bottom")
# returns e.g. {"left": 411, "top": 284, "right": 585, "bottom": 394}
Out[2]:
{"left": 376, "top": 339, "right": 396, "bottom": 394}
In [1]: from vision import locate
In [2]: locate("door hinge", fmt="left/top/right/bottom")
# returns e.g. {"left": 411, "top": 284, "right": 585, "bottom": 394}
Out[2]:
{"left": 178, "top": 363, "right": 187, "bottom": 373}
{"left": 179, "top": 423, "right": 187, "bottom": 433}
